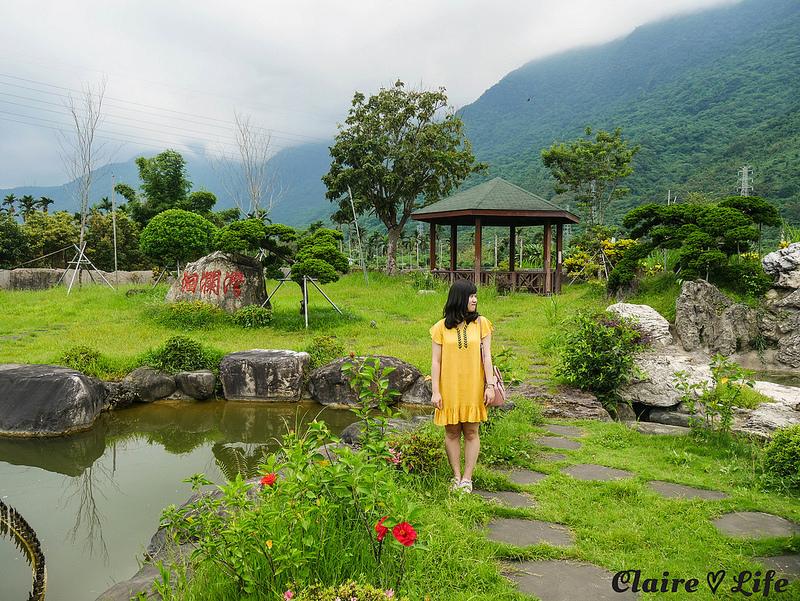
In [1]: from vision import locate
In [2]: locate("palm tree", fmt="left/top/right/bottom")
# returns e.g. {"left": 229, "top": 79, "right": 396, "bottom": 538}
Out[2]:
{"left": 2, "top": 193, "right": 16, "bottom": 215}
{"left": 37, "top": 196, "right": 55, "bottom": 214}
{"left": 19, "top": 195, "right": 37, "bottom": 221}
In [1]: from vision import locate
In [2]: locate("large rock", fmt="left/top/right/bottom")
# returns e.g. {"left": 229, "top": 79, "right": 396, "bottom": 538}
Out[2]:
{"left": 219, "top": 349, "right": 310, "bottom": 401}
{"left": 675, "top": 280, "right": 758, "bottom": 355}
{"left": 620, "top": 349, "right": 713, "bottom": 407}
{"left": 307, "top": 355, "right": 422, "bottom": 408}
{"left": 165, "top": 250, "right": 267, "bottom": 313}
{"left": 606, "top": 302, "right": 673, "bottom": 346}
{"left": 0, "top": 364, "right": 105, "bottom": 436}
{"left": 175, "top": 370, "right": 217, "bottom": 400}
{"left": 762, "top": 242, "right": 800, "bottom": 289}
{"left": 123, "top": 366, "right": 177, "bottom": 402}
{"left": 515, "top": 383, "right": 612, "bottom": 421}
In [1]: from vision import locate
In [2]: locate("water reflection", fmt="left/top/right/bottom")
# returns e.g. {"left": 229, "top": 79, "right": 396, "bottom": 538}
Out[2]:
{"left": 0, "top": 400, "right": 430, "bottom": 601}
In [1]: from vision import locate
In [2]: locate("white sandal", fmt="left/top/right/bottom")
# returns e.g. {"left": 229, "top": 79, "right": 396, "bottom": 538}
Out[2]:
{"left": 458, "top": 479, "right": 473, "bottom": 493}
{"left": 450, "top": 477, "right": 462, "bottom": 491}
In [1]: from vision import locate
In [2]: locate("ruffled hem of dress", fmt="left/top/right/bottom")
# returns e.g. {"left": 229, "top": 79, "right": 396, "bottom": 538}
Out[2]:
{"left": 434, "top": 405, "right": 488, "bottom": 426}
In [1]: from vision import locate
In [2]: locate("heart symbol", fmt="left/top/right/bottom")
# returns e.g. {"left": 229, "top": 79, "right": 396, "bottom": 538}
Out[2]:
{"left": 707, "top": 570, "right": 726, "bottom": 594}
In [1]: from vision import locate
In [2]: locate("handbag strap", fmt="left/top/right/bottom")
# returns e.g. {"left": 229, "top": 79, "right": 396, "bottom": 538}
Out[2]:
{"left": 479, "top": 316, "right": 488, "bottom": 383}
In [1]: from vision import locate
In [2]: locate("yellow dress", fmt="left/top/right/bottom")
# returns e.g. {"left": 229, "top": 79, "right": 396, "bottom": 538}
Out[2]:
{"left": 430, "top": 316, "right": 494, "bottom": 426}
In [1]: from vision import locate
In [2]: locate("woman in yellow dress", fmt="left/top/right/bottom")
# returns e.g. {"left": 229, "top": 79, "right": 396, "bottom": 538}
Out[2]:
{"left": 430, "top": 279, "right": 496, "bottom": 493}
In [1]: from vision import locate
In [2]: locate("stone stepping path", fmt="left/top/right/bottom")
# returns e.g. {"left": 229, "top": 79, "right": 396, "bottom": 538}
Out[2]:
{"left": 474, "top": 489, "right": 537, "bottom": 508}
{"left": 534, "top": 435, "right": 582, "bottom": 450}
{"left": 561, "top": 463, "right": 634, "bottom": 481}
{"left": 712, "top": 511, "right": 800, "bottom": 539}
{"left": 505, "top": 560, "right": 640, "bottom": 600}
{"left": 538, "top": 452, "right": 568, "bottom": 462}
{"left": 497, "top": 468, "right": 548, "bottom": 486}
{"left": 647, "top": 481, "right": 730, "bottom": 500}
{"left": 544, "top": 424, "right": 584, "bottom": 437}
{"left": 753, "top": 555, "right": 800, "bottom": 579}
{"left": 485, "top": 518, "right": 574, "bottom": 548}
{"left": 627, "top": 422, "right": 691, "bottom": 436}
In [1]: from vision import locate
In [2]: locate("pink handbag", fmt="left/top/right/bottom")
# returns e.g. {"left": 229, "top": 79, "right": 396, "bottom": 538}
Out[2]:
{"left": 479, "top": 317, "right": 506, "bottom": 407}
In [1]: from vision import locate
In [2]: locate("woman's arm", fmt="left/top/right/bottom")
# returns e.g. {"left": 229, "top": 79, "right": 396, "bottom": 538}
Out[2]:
{"left": 431, "top": 340, "right": 443, "bottom": 410}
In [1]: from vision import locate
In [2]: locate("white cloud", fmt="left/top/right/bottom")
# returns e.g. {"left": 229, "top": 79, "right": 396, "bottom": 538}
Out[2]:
{"left": 0, "top": 0, "right": 741, "bottom": 187}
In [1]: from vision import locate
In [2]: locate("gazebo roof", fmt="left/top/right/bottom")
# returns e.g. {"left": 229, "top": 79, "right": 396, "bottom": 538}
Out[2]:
{"left": 411, "top": 177, "right": 580, "bottom": 227}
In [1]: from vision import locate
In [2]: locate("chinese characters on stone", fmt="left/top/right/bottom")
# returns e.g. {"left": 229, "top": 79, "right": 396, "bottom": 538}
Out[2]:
{"left": 181, "top": 270, "right": 246, "bottom": 297}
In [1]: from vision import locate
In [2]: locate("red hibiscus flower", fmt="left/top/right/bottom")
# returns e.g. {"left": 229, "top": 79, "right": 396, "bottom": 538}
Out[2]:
{"left": 392, "top": 522, "right": 417, "bottom": 546}
{"left": 374, "top": 516, "right": 389, "bottom": 541}
{"left": 261, "top": 473, "right": 277, "bottom": 486}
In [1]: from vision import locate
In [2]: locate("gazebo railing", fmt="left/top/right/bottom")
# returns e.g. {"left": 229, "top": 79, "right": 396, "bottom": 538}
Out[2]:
{"left": 430, "top": 269, "right": 552, "bottom": 294}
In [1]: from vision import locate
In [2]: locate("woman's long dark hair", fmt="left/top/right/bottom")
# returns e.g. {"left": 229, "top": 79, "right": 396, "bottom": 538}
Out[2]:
{"left": 443, "top": 279, "right": 479, "bottom": 329}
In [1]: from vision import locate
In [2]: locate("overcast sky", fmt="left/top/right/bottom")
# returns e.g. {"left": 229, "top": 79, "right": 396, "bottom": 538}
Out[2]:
{"left": 0, "top": 0, "right": 741, "bottom": 189}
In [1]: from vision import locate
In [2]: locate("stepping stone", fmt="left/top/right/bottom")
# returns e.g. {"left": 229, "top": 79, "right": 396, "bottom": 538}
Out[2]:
{"left": 474, "top": 489, "right": 537, "bottom": 508}
{"left": 712, "top": 511, "right": 800, "bottom": 539}
{"left": 752, "top": 555, "right": 800, "bottom": 579}
{"left": 534, "top": 435, "right": 582, "bottom": 450}
{"left": 539, "top": 452, "right": 568, "bottom": 463}
{"left": 544, "top": 424, "right": 584, "bottom": 437}
{"left": 561, "top": 464, "right": 634, "bottom": 481}
{"left": 647, "top": 481, "right": 730, "bottom": 500}
{"left": 627, "top": 422, "right": 690, "bottom": 436}
{"left": 498, "top": 468, "right": 548, "bottom": 485}
{"left": 506, "top": 560, "right": 640, "bottom": 600}
{"left": 485, "top": 518, "right": 574, "bottom": 548}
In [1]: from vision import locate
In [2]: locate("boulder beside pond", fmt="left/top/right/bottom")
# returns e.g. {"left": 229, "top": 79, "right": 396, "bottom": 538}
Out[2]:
{"left": 219, "top": 349, "right": 310, "bottom": 401}
{"left": 0, "top": 364, "right": 105, "bottom": 436}
{"left": 307, "top": 355, "right": 427, "bottom": 408}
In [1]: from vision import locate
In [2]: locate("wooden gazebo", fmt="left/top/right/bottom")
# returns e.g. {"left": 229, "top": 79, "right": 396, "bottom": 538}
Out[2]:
{"left": 411, "top": 177, "right": 580, "bottom": 294}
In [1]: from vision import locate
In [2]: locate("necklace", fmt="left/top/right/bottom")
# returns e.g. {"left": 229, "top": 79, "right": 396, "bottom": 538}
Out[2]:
{"left": 456, "top": 321, "right": 468, "bottom": 349}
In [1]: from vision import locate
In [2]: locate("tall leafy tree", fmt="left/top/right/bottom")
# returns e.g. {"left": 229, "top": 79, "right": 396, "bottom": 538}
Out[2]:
{"left": 85, "top": 209, "right": 143, "bottom": 271}
{"left": 22, "top": 211, "right": 80, "bottom": 268}
{"left": 0, "top": 214, "right": 29, "bottom": 268}
{"left": 542, "top": 126, "right": 640, "bottom": 227}
{"left": 119, "top": 150, "right": 193, "bottom": 226}
{"left": 323, "top": 80, "right": 486, "bottom": 276}
{"left": 37, "top": 196, "right": 55, "bottom": 214}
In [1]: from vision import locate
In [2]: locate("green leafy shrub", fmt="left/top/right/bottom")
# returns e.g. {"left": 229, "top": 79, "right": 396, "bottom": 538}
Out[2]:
{"left": 58, "top": 345, "right": 113, "bottom": 378}
{"left": 717, "top": 261, "right": 773, "bottom": 300}
{"left": 555, "top": 311, "right": 651, "bottom": 407}
{"left": 763, "top": 424, "right": 800, "bottom": 483}
{"left": 302, "top": 335, "right": 345, "bottom": 369}
{"left": 386, "top": 426, "right": 445, "bottom": 476}
{"left": 159, "top": 421, "right": 424, "bottom": 599}
{"left": 151, "top": 300, "right": 229, "bottom": 329}
{"left": 233, "top": 305, "right": 272, "bottom": 328}
{"left": 139, "top": 335, "right": 224, "bottom": 374}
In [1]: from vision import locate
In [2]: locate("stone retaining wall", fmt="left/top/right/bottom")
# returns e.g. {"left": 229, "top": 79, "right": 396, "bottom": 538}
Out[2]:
{"left": 0, "top": 268, "right": 157, "bottom": 291}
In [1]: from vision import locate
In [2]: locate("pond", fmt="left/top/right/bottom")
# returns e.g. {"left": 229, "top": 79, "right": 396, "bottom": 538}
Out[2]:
{"left": 0, "top": 400, "right": 414, "bottom": 601}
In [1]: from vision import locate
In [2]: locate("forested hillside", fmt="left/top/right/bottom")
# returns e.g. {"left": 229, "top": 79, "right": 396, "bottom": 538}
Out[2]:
{"left": 461, "top": 0, "right": 800, "bottom": 228}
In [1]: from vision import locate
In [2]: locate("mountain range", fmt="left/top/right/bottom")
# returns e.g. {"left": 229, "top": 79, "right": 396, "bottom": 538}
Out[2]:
{"left": 2, "top": 0, "right": 797, "bottom": 231}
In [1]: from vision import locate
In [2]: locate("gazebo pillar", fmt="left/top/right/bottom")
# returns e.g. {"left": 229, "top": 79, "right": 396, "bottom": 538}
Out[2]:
{"left": 429, "top": 224, "right": 437, "bottom": 271}
{"left": 543, "top": 221, "right": 552, "bottom": 293}
{"left": 509, "top": 226, "right": 516, "bottom": 271}
{"left": 556, "top": 223, "right": 563, "bottom": 293}
{"left": 450, "top": 224, "right": 458, "bottom": 272}
{"left": 474, "top": 217, "right": 483, "bottom": 284}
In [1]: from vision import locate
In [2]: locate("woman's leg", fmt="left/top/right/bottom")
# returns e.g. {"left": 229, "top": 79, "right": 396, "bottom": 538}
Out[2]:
{"left": 461, "top": 422, "right": 480, "bottom": 482}
{"left": 443, "top": 423, "right": 463, "bottom": 481}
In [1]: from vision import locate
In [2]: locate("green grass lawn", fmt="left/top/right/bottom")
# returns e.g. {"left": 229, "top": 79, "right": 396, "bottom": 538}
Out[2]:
{"left": 2, "top": 273, "right": 797, "bottom": 600}
{"left": 0, "top": 272, "right": 608, "bottom": 378}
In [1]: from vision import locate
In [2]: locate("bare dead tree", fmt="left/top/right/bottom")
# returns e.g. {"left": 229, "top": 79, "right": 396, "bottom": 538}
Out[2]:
{"left": 209, "top": 111, "right": 286, "bottom": 220}
{"left": 57, "top": 76, "right": 114, "bottom": 252}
